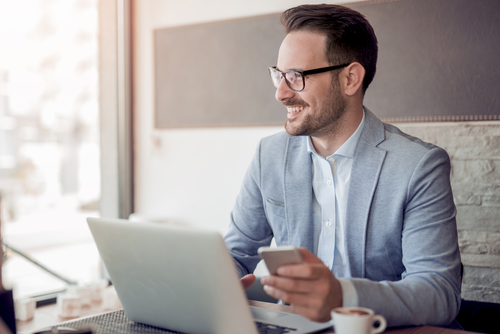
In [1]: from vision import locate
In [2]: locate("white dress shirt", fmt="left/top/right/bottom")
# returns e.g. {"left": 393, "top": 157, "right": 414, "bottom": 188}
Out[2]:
{"left": 306, "top": 110, "right": 365, "bottom": 307}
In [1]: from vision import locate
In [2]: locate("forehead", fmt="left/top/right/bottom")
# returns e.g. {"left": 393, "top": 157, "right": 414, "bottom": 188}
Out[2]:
{"left": 277, "top": 30, "right": 328, "bottom": 71}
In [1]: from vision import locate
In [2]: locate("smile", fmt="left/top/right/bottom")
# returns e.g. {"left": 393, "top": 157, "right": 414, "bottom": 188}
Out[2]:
{"left": 287, "top": 106, "right": 304, "bottom": 114}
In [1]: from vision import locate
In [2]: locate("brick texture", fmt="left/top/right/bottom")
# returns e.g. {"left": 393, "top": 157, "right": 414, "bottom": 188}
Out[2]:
{"left": 397, "top": 121, "right": 500, "bottom": 303}
{"left": 462, "top": 266, "right": 500, "bottom": 304}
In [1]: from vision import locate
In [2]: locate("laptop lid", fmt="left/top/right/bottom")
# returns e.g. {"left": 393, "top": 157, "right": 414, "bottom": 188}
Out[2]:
{"left": 87, "top": 217, "right": 257, "bottom": 334}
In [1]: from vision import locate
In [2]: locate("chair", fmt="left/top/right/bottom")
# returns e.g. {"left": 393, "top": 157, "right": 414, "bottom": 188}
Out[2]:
{"left": 455, "top": 263, "right": 500, "bottom": 334}
{"left": 456, "top": 300, "right": 500, "bottom": 334}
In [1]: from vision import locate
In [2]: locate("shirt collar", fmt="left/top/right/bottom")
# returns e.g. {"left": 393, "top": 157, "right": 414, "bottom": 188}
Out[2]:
{"left": 306, "top": 109, "right": 366, "bottom": 159}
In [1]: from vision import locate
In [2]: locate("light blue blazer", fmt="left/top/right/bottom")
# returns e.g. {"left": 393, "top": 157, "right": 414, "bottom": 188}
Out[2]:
{"left": 224, "top": 109, "right": 462, "bottom": 327}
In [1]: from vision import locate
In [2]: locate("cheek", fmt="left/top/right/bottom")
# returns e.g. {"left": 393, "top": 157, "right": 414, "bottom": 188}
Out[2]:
{"left": 301, "top": 83, "right": 331, "bottom": 109}
{"left": 305, "top": 96, "right": 322, "bottom": 111}
{"left": 297, "top": 93, "right": 316, "bottom": 108}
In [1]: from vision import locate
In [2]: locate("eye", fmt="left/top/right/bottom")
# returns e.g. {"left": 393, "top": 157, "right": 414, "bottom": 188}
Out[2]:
{"left": 286, "top": 71, "right": 301, "bottom": 83}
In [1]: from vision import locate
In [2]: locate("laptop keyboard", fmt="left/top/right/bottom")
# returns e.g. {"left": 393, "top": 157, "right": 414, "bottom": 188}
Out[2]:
{"left": 255, "top": 321, "right": 298, "bottom": 333}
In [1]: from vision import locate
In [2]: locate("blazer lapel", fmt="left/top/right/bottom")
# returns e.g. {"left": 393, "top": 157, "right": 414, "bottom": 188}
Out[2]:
{"left": 283, "top": 136, "right": 315, "bottom": 252}
{"left": 345, "top": 109, "right": 387, "bottom": 278}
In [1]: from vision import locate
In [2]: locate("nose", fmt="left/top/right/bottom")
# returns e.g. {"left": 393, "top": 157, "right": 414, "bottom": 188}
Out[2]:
{"left": 275, "top": 76, "right": 295, "bottom": 102}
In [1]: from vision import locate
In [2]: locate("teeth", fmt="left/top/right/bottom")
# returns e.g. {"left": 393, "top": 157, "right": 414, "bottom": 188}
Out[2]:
{"left": 287, "top": 106, "right": 304, "bottom": 113}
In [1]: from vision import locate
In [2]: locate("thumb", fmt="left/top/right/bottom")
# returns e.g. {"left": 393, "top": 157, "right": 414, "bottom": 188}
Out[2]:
{"left": 298, "top": 247, "right": 323, "bottom": 264}
{"left": 240, "top": 274, "right": 256, "bottom": 290}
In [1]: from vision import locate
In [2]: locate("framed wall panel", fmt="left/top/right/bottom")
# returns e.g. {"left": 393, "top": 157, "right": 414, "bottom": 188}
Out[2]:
{"left": 154, "top": 14, "right": 285, "bottom": 128}
{"left": 154, "top": 0, "right": 500, "bottom": 127}
{"left": 356, "top": 0, "right": 500, "bottom": 122}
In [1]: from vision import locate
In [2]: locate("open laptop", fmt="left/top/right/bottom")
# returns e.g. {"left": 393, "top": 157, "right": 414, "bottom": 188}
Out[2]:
{"left": 87, "top": 217, "right": 332, "bottom": 334}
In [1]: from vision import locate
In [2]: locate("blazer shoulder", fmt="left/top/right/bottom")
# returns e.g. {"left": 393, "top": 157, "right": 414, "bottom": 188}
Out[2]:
{"left": 260, "top": 131, "right": 292, "bottom": 152}
{"left": 261, "top": 130, "right": 290, "bottom": 144}
{"left": 361, "top": 108, "right": 447, "bottom": 159}
{"left": 381, "top": 123, "right": 449, "bottom": 159}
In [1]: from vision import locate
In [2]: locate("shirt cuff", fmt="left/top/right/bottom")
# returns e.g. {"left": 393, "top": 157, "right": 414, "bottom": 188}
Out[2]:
{"left": 337, "top": 278, "right": 359, "bottom": 307}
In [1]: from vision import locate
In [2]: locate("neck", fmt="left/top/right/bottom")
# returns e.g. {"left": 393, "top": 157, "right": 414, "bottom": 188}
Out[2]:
{"left": 311, "top": 105, "right": 363, "bottom": 158}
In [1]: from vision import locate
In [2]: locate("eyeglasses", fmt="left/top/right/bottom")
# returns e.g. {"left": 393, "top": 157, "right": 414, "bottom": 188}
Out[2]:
{"left": 268, "top": 63, "right": 350, "bottom": 92}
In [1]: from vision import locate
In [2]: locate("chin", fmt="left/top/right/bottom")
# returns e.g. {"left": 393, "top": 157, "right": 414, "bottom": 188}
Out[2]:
{"left": 285, "top": 121, "right": 305, "bottom": 137}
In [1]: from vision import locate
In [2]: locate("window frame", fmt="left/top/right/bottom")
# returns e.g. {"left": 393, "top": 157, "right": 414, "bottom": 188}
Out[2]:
{"left": 99, "top": 0, "right": 134, "bottom": 220}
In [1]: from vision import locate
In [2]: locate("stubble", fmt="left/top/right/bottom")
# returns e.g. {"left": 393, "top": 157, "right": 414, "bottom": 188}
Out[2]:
{"left": 284, "top": 79, "right": 347, "bottom": 140}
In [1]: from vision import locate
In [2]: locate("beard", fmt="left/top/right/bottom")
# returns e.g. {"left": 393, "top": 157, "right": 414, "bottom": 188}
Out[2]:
{"left": 284, "top": 79, "right": 347, "bottom": 139}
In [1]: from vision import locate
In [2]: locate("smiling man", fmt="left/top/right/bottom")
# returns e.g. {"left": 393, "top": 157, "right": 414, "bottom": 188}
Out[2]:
{"left": 224, "top": 4, "right": 462, "bottom": 328}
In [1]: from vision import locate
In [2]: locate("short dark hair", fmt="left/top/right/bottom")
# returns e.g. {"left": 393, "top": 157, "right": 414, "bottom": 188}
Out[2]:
{"left": 280, "top": 4, "right": 378, "bottom": 93}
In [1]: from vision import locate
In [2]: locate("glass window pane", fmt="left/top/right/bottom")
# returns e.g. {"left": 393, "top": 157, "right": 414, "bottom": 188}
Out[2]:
{"left": 0, "top": 0, "right": 101, "bottom": 299}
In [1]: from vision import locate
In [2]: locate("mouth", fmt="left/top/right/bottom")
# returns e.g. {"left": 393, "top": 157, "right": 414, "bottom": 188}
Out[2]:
{"left": 286, "top": 106, "right": 305, "bottom": 118}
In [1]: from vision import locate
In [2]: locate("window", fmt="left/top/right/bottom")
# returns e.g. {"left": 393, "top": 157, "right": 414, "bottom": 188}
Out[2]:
{"left": 0, "top": 0, "right": 101, "bottom": 299}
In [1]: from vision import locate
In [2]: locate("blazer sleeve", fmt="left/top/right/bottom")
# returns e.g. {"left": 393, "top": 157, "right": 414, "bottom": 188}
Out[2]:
{"left": 350, "top": 147, "right": 462, "bottom": 327}
{"left": 224, "top": 139, "right": 274, "bottom": 277}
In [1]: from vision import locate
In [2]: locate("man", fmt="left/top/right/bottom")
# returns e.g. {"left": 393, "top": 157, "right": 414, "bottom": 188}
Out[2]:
{"left": 224, "top": 4, "right": 462, "bottom": 328}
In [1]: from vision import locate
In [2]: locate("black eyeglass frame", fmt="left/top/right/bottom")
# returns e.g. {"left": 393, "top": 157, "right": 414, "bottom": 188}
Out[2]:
{"left": 268, "top": 63, "right": 350, "bottom": 92}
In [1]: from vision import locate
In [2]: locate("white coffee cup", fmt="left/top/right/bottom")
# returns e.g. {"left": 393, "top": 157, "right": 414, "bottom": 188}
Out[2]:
{"left": 331, "top": 306, "right": 387, "bottom": 334}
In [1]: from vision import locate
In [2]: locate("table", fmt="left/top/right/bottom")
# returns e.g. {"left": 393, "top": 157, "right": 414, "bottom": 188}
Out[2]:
{"left": 19, "top": 300, "right": 478, "bottom": 334}
{"left": 249, "top": 301, "right": 477, "bottom": 334}
{"left": 16, "top": 302, "right": 120, "bottom": 334}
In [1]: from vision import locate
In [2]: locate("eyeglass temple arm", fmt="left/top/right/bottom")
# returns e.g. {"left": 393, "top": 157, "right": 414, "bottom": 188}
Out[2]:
{"left": 302, "top": 63, "right": 350, "bottom": 76}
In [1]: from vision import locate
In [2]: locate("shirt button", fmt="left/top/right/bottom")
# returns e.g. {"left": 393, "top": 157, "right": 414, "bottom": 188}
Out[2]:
{"left": 325, "top": 262, "right": 330, "bottom": 267}
{"left": 325, "top": 221, "right": 332, "bottom": 227}
{"left": 327, "top": 180, "right": 331, "bottom": 185}
{"left": 329, "top": 158, "right": 335, "bottom": 163}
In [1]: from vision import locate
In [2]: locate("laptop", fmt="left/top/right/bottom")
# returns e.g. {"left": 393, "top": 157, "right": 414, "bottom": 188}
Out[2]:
{"left": 87, "top": 217, "right": 332, "bottom": 334}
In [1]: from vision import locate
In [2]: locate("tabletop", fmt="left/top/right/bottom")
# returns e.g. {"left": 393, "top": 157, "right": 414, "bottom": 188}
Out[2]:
{"left": 18, "top": 300, "right": 477, "bottom": 334}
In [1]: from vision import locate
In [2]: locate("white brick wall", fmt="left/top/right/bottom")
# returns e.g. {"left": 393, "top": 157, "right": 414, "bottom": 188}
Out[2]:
{"left": 396, "top": 121, "right": 500, "bottom": 303}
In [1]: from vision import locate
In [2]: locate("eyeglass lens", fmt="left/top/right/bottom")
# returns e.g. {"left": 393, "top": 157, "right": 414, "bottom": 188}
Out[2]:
{"left": 270, "top": 68, "right": 304, "bottom": 91}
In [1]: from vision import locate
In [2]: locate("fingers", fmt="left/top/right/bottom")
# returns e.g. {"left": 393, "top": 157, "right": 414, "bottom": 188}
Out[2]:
{"left": 240, "top": 274, "right": 256, "bottom": 290}
{"left": 262, "top": 268, "right": 337, "bottom": 303}
{"left": 274, "top": 248, "right": 327, "bottom": 278}
{"left": 277, "top": 261, "right": 329, "bottom": 279}
{"left": 297, "top": 247, "right": 324, "bottom": 264}
{"left": 263, "top": 282, "right": 319, "bottom": 303}
{"left": 262, "top": 272, "right": 330, "bottom": 294}
{"left": 263, "top": 284, "right": 308, "bottom": 306}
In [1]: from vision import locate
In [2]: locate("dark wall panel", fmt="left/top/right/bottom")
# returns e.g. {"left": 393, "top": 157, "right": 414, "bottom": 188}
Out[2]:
{"left": 154, "top": 15, "right": 285, "bottom": 128}
{"left": 355, "top": 0, "right": 500, "bottom": 122}
{"left": 154, "top": 0, "right": 500, "bottom": 128}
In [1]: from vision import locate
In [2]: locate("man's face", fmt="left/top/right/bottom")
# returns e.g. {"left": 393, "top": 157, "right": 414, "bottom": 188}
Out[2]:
{"left": 275, "top": 30, "right": 347, "bottom": 138}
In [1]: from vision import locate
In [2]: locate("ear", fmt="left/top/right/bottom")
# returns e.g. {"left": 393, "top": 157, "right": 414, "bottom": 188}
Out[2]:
{"left": 342, "top": 62, "right": 365, "bottom": 97}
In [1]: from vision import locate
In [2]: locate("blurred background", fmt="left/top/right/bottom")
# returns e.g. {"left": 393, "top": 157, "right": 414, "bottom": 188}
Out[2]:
{"left": 0, "top": 0, "right": 101, "bottom": 298}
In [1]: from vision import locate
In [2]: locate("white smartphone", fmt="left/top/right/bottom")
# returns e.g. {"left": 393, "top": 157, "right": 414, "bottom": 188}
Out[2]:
{"left": 258, "top": 246, "right": 303, "bottom": 275}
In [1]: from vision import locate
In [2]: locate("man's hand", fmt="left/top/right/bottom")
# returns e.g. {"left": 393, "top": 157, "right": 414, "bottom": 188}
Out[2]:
{"left": 261, "top": 248, "right": 342, "bottom": 322}
{"left": 240, "top": 273, "right": 256, "bottom": 290}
